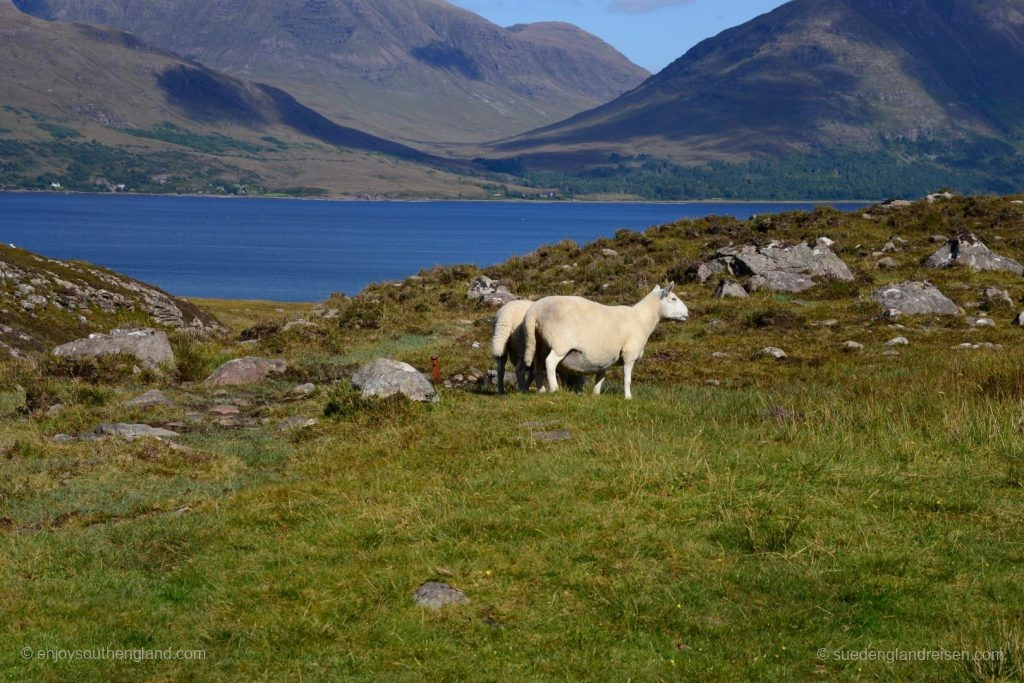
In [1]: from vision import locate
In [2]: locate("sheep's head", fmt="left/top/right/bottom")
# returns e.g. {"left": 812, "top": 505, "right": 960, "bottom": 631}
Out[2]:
{"left": 657, "top": 282, "right": 689, "bottom": 321}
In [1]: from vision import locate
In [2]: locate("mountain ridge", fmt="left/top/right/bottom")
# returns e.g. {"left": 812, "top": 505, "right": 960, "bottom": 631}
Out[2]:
{"left": 12, "top": 0, "right": 650, "bottom": 144}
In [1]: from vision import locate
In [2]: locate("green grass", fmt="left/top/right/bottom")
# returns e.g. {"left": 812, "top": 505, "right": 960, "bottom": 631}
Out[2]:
{"left": 3, "top": 194, "right": 1024, "bottom": 679}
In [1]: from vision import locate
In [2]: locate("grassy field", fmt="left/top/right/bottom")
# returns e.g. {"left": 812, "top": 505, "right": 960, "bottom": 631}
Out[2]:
{"left": 2, "top": 195, "right": 1024, "bottom": 680}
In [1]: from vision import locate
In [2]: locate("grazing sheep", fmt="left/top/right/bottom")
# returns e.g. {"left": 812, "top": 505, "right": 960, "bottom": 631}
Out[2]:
{"left": 492, "top": 299, "right": 586, "bottom": 394}
{"left": 522, "top": 283, "right": 689, "bottom": 399}
{"left": 492, "top": 299, "right": 536, "bottom": 393}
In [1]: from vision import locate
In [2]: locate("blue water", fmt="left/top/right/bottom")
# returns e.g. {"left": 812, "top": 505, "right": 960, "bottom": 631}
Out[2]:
{"left": 0, "top": 193, "right": 867, "bottom": 301}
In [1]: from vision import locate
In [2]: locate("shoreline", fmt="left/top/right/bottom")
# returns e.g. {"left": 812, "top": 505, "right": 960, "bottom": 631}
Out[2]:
{"left": 0, "top": 188, "right": 881, "bottom": 205}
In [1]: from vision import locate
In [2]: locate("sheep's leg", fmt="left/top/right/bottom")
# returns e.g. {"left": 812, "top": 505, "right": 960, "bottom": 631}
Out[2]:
{"left": 496, "top": 352, "right": 508, "bottom": 395}
{"left": 593, "top": 370, "right": 607, "bottom": 396}
{"left": 623, "top": 358, "right": 635, "bottom": 400}
{"left": 545, "top": 350, "right": 567, "bottom": 393}
{"left": 516, "top": 361, "right": 531, "bottom": 392}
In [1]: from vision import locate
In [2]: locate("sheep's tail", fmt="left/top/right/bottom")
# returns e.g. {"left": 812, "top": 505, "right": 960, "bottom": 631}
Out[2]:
{"left": 523, "top": 306, "right": 539, "bottom": 367}
{"left": 492, "top": 310, "right": 516, "bottom": 359}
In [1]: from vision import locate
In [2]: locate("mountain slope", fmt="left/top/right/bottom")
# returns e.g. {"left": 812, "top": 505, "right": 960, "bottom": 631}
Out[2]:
{"left": 491, "top": 0, "right": 1024, "bottom": 166}
{"left": 0, "top": 0, "right": 505, "bottom": 197}
{"left": 13, "top": 0, "right": 649, "bottom": 144}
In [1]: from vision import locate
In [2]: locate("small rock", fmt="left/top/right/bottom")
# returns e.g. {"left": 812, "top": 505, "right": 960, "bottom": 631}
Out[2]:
{"left": 705, "top": 379, "right": 721, "bottom": 386}
{"left": 413, "top": 582, "right": 467, "bottom": 609}
{"left": 123, "top": 389, "right": 175, "bottom": 409}
{"left": 204, "top": 357, "right": 287, "bottom": 386}
{"left": 811, "top": 319, "right": 839, "bottom": 328}
{"left": 842, "top": 341, "right": 864, "bottom": 351}
{"left": 278, "top": 416, "right": 317, "bottom": 432}
{"left": 967, "top": 317, "right": 996, "bottom": 328}
{"left": 714, "top": 280, "right": 748, "bottom": 299}
{"left": 352, "top": 358, "right": 439, "bottom": 403}
{"left": 52, "top": 434, "right": 76, "bottom": 444}
{"left": 209, "top": 404, "right": 241, "bottom": 416}
{"left": 885, "top": 337, "right": 910, "bottom": 347}
{"left": 89, "top": 423, "right": 179, "bottom": 441}
{"left": 471, "top": 341, "right": 482, "bottom": 349}
{"left": 871, "top": 281, "right": 961, "bottom": 316}
{"left": 930, "top": 234, "right": 948, "bottom": 243}
{"left": 292, "top": 383, "right": 316, "bottom": 396}
{"left": 982, "top": 287, "right": 1014, "bottom": 308}
{"left": 46, "top": 403, "right": 65, "bottom": 416}
{"left": 711, "top": 352, "right": 730, "bottom": 359}
{"left": 600, "top": 248, "right": 619, "bottom": 257}
{"left": 755, "top": 347, "right": 788, "bottom": 360}
{"left": 816, "top": 236, "right": 835, "bottom": 247}
{"left": 532, "top": 429, "right": 572, "bottom": 443}
{"left": 879, "top": 240, "right": 901, "bottom": 254}
{"left": 876, "top": 257, "right": 897, "bottom": 270}
{"left": 881, "top": 350, "right": 902, "bottom": 357}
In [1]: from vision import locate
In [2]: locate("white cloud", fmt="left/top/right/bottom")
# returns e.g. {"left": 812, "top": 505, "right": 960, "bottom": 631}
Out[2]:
{"left": 609, "top": 0, "right": 696, "bottom": 13}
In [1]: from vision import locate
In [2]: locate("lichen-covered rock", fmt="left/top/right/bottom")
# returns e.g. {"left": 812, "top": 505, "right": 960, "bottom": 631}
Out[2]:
{"left": 352, "top": 358, "right": 438, "bottom": 403}
{"left": 871, "top": 281, "right": 961, "bottom": 316}
{"left": 695, "top": 241, "right": 852, "bottom": 292}
{"left": 924, "top": 233, "right": 1024, "bottom": 274}
{"left": 87, "top": 423, "right": 180, "bottom": 440}
{"left": 204, "top": 357, "right": 287, "bottom": 386}
{"left": 52, "top": 328, "right": 174, "bottom": 369}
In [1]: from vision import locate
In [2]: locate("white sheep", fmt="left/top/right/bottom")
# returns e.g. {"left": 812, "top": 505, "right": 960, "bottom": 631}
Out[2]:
{"left": 522, "top": 283, "right": 689, "bottom": 399}
{"left": 492, "top": 299, "right": 587, "bottom": 394}
{"left": 491, "top": 299, "right": 536, "bottom": 393}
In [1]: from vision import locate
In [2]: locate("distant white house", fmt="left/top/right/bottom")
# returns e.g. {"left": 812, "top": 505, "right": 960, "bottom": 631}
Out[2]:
{"left": 50, "top": 181, "right": 62, "bottom": 189}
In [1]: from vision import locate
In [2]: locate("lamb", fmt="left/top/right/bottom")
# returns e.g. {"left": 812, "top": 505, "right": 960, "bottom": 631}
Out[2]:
{"left": 492, "top": 299, "right": 587, "bottom": 394}
{"left": 522, "top": 283, "right": 689, "bottom": 399}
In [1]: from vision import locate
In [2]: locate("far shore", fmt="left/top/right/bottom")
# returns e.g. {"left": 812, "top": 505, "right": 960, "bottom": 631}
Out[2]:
{"left": 0, "top": 188, "right": 880, "bottom": 205}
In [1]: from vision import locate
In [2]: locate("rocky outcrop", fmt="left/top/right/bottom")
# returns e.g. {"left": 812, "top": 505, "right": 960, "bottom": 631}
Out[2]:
{"left": 204, "top": 357, "right": 287, "bottom": 386}
{"left": 692, "top": 241, "right": 852, "bottom": 293}
{"left": 467, "top": 276, "right": 517, "bottom": 307}
{"left": 871, "top": 281, "right": 961, "bottom": 316}
{"left": 352, "top": 358, "right": 439, "bottom": 403}
{"left": 924, "top": 233, "right": 1024, "bottom": 274}
{"left": 52, "top": 328, "right": 174, "bottom": 370}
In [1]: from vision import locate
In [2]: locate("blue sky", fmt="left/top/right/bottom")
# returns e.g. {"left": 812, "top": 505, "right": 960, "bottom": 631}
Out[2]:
{"left": 450, "top": 0, "right": 788, "bottom": 73}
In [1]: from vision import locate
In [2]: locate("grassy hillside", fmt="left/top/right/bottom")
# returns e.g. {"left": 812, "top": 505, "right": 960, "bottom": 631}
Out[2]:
{"left": 2, "top": 194, "right": 1024, "bottom": 679}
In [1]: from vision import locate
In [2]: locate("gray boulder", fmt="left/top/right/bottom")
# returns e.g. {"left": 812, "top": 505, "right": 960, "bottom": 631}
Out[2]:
{"left": 697, "top": 241, "right": 853, "bottom": 292}
{"left": 924, "top": 233, "right": 1024, "bottom": 274}
{"left": 467, "top": 276, "right": 517, "bottom": 307}
{"left": 204, "top": 357, "right": 287, "bottom": 386}
{"left": 278, "top": 416, "right": 317, "bottom": 432}
{"left": 52, "top": 328, "right": 174, "bottom": 370}
{"left": 871, "top": 281, "right": 961, "bottom": 316}
{"left": 714, "top": 280, "right": 748, "bottom": 299}
{"left": 720, "top": 242, "right": 853, "bottom": 282}
{"left": 876, "top": 257, "right": 897, "bottom": 270}
{"left": 352, "top": 358, "right": 438, "bottom": 403}
{"left": 754, "top": 347, "right": 788, "bottom": 360}
{"left": 413, "top": 582, "right": 467, "bottom": 609}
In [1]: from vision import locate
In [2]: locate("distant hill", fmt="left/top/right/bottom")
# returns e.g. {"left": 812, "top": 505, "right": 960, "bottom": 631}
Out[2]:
{"left": 0, "top": 0, "right": 509, "bottom": 197}
{"left": 484, "top": 0, "right": 1024, "bottom": 198}
{"left": 13, "top": 0, "right": 649, "bottom": 144}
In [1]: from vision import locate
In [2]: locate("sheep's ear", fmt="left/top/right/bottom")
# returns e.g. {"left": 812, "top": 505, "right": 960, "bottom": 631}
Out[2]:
{"left": 661, "top": 282, "right": 675, "bottom": 297}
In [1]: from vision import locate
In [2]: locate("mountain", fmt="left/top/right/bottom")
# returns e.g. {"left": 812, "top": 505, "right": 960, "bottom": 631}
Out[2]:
{"left": 13, "top": 0, "right": 649, "bottom": 144}
{"left": 489, "top": 0, "right": 1024, "bottom": 180}
{"left": 0, "top": 0, "right": 509, "bottom": 197}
